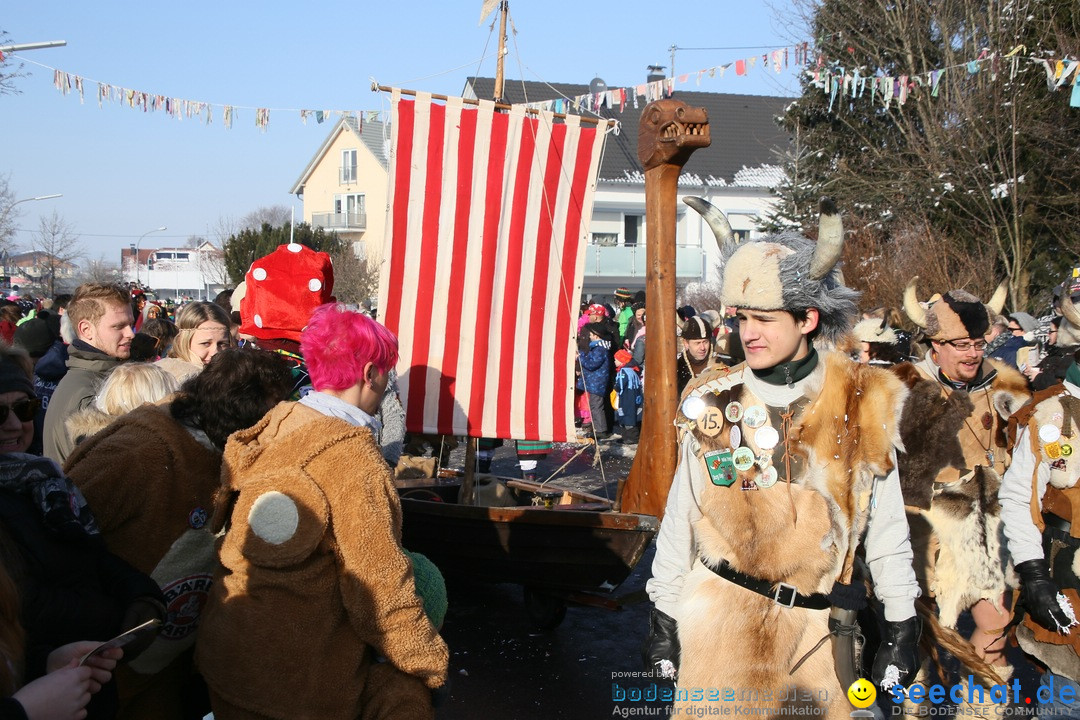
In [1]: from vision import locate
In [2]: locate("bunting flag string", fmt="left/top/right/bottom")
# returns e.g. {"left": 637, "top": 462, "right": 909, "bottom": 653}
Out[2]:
{"left": 807, "top": 46, "right": 1080, "bottom": 111}
{"left": 21, "top": 54, "right": 387, "bottom": 130}
{"left": 20, "top": 36, "right": 1080, "bottom": 131}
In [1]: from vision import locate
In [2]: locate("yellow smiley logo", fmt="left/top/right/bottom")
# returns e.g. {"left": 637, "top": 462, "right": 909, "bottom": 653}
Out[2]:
{"left": 847, "top": 678, "right": 876, "bottom": 709}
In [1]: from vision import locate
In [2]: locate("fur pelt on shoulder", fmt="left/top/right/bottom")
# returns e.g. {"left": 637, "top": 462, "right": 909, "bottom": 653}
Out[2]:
{"left": 892, "top": 365, "right": 974, "bottom": 510}
{"left": 675, "top": 353, "right": 907, "bottom": 717}
{"left": 64, "top": 406, "right": 116, "bottom": 447}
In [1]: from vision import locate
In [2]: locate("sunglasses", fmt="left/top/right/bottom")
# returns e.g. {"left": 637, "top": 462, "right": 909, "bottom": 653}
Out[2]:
{"left": 0, "top": 398, "right": 40, "bottom": 424}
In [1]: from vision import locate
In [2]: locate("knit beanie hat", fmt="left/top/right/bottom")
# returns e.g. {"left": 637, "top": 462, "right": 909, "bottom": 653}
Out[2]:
{"left": 239, "top": 244, "right": 335, "bottom": 342}
{"left": 614, "top": 287, "right": 632, "bottom": 301}
{"left": 0, "top": 355, "right": 35, "bottom": 398}
{"left": 14, "top": 317, "right": 55, "bottom": 358}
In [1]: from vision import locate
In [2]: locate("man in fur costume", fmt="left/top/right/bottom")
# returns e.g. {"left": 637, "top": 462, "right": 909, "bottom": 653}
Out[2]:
{"left": 895, "top": 279, "right": 1031, "bottom": 704}
{"left": 1028, "top": 294, "right": 1080, "bottom": 391}
{"left": 645, "top": 198, "right": 920, "bottom": 717}
{"left": 999, "top": 349, "right": 1080, "bottom": 714}
{"left": 676, "top": 314, "right": 721, "bottom": 395}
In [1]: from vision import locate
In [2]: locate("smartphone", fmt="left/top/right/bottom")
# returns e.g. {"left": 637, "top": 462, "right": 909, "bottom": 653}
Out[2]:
{"left": 79, "top": 618, "right": 162, "bottom": 665}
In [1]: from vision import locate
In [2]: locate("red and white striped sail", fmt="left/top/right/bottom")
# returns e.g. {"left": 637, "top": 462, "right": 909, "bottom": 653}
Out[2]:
{"left": 378, "top": 90, "right": 607, "bottom": 442}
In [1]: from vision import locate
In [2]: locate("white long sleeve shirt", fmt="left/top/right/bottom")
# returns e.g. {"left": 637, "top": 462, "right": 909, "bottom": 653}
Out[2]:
{"left": 999, "top": 380, "right": 1080, "bottom": 565}
{"left": 646, "top": 364, "right": 919, "bottom": 622}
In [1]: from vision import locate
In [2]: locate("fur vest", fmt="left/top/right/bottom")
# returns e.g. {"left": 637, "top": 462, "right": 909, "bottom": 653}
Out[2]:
{"left": 891, "top": 358, "right": 1030, "bottom": 625}
{"left": 680, "top": 352, "right": 906, "bottom": 590}
{"left": 672, "top": 353, "right": 907, "bottom": 717}
{"left": 1007, "top": 384, "right": 1080, "bottom": 678}
{"left": 196, "top": 402, "right": 447, "bottom": 719}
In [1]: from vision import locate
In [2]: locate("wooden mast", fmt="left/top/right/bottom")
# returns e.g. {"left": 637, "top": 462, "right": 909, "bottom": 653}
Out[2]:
{"left": 619, "top": 100, "right": 710, "bottom": 520}
{"left": 493, "top": 0, "right": 509, "bottom": 102}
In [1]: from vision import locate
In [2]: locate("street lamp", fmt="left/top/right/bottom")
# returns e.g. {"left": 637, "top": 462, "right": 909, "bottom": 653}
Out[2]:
{"left": 135, "top": 226, "right": 167, "bottom": 285}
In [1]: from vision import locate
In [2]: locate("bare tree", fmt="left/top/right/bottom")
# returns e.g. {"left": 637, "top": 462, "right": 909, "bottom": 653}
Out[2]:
{"left": 0, "top": 31, "right": 27, "bottom": 97}
{"left": 328, "top": 245, "right": 379, "bottom": 306}
{"left": 79, "top": 256, "right": 122, "bottom": 285}
{"left": 29, "top": 211, "right": 83, "bottom": 297}
{"left": 240, "top": 205, "right": 291, "bottom": 232}
{"left": 774, "top": 0, "right": 1080, "bottom": 311}
{"left": 0, "top": 174, "right": 19, "bottom": 253}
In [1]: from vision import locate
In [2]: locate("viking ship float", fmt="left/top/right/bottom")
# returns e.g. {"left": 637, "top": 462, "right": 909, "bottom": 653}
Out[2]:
{"left": 372, "top": 1, "right": 710, "bottom": 626}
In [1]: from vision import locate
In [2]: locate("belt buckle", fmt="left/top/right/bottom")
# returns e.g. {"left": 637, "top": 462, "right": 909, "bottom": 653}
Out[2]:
{"left": 774, "top": 582, "right": 797, "bottom": 608}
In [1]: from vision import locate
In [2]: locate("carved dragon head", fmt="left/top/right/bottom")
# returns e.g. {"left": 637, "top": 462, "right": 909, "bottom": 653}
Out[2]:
{"left": 637, "top": 100, "right": 710, "bottom": 171}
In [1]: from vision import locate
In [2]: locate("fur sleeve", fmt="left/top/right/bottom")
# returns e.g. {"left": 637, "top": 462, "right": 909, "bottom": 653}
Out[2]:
{"left": 307, "top": 432, "right": 449, "bottom": 689}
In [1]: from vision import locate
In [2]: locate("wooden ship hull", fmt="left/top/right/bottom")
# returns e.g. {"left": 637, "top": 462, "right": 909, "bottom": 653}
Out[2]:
{"left": 397, "top": 475, "right": 657, "bottom": 594}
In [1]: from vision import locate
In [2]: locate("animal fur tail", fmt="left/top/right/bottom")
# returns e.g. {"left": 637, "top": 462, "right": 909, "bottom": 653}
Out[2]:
{"left": 916, "top": 598, "right": 1003, "bottom": 688}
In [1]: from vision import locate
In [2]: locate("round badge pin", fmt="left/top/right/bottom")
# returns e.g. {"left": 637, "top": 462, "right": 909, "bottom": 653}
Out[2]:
{"left": 724, "top": 401, "right": 744, "bottom": 423}
{"left": 743, "top": 405, "right": 768, "bottom": 429}
{"left": 756, "top": 466, "right": 779, "bottom": 489}
{"left": 698, "top": 406, "right": 724, "bottom": 437}
{"left": 681, "top": 395, "right": 706, "bottom": 421}
{"left": 188, "top": 507, "right": 208, "bottom": 530}
{"left": 754, "top": 426, "right": 780, "bottom": 451}
{"left": 728, "top": 425, "right": 742, "bottom": 449}
{"left": 1039, "top": 424, "right": 1062, "bottom": 444}
{"left": 732, "top": 446, "right": 756, "bottom": 471}
{"left": 1062, "top": 443, "right": 1074, "bottom": 457}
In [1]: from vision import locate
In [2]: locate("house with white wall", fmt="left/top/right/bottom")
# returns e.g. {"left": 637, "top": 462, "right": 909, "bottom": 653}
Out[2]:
{"left": 290, "top": 77, "right": 791, "bottom": 299}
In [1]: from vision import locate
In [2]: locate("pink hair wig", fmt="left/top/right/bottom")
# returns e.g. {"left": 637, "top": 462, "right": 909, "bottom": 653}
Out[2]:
{"left": 301, "top": 303, "right": 399, "bottom": 391}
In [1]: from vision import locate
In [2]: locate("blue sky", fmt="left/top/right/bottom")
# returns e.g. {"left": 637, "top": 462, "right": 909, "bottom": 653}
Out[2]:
{"left": 1, "top": 1, "right": 804, "bottom": 265}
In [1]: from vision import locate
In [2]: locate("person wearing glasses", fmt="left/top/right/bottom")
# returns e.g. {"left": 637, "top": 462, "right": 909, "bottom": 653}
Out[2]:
{"left": 0, "top": 343, "right": 165, "bottom": 719}
{"left": 895, "top": 279, "right": 1032, "bottom": 713}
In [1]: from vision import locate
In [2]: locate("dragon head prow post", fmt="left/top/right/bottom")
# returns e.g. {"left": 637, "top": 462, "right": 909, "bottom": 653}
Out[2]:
{"left": 620, "top": 100, "right": 710, "bottom": 520}
{"left": 637, "top": 100, "right": 711, "bottom": 170}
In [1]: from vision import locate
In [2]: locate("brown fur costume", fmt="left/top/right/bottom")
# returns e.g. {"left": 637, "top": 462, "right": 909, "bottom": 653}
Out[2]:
{"left": 1008, "top": 385, "right": 1080, "bottom": 678}
{"left": 196, "top": 402, "right": 447, "bottom": 720}
{"left": 892, "top": 359, "right": 1030, "bottom": 627}
{"left": 673, "top": 353, "right": 906, "bottom": 717}
{"left": 64, "top": 403, "right": 223, "bottom": 719}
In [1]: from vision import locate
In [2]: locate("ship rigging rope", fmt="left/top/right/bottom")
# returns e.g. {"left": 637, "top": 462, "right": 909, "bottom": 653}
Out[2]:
{"left": 507, "top": 14, "right": 612, "bottom": 495}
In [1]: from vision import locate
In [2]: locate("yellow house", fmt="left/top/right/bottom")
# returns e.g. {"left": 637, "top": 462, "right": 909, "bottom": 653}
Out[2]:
{"left": 289, "top": 115, "right": 389, "bottom": 265}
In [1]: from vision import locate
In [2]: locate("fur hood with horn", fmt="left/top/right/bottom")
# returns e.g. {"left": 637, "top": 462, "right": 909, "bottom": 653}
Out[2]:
{"left": 903, "top": 277, "right": 1008, "bottom": 341}
{"left": 683, "top": 197, "right": 859, "bottom": 344}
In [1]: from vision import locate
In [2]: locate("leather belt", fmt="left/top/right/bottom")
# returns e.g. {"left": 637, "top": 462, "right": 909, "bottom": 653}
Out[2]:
{"left": 704, "top": 559, "right": 830, "bottom": 610}
{"left": 1043, "top": 512, "right": 1080, "bottom": 548}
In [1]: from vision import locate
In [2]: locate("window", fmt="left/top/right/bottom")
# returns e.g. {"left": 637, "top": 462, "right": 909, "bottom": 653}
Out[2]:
{"left": 340, "top": 149, "right": 358, "bottom": 184}
{"left": 591, "top": 233, "right": 619, "bottom": 246}
{"left": 624, "top": 215, "right": 642, "bottom": 246}
{"left": 333, "top": 194, "right": 366, "bottom": 228}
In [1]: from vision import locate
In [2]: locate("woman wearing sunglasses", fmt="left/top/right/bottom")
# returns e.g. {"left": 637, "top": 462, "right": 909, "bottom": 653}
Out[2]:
{"left": 0, "top": 344, "right": 165, "bottom": 718}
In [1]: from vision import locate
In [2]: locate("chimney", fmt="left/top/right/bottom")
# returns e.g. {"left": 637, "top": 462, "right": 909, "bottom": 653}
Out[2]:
{"left": 647, "top": 65, "right": 666, "bottom": 84}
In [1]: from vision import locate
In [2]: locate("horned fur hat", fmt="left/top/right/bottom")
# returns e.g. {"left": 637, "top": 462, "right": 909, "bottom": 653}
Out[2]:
{"left": 853, "top": 317, "right": 898, "bottom": 345}
{"left": 683, "top": 196, "right": 858, "bottom": 343}
{"left": 903, "top": 277, "right": 1007, "bottom": 341}
{"left": 1058, "top": 293, "right": 1080, "bottom": 346}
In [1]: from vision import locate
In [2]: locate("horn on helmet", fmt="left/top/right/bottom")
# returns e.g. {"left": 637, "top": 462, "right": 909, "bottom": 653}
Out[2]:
{"left": 682, "top": 196, "right": 734, "bottom": 252}
{"left": 903, "top": 277, "right": 928, "bottom": 329}
{"left": 809, "top": 197, "right": 843, "bottom": 281}
{"left": 987, "top": 281, "right": 1008, "bottom": 316}
{"left": 1062, "top": 292, "right": 1080, "bottom": 333}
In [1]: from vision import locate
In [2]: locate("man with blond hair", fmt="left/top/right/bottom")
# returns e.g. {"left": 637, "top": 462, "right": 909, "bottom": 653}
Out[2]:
{"left": 42, "top": 283, "right": 133, "bottom": 463}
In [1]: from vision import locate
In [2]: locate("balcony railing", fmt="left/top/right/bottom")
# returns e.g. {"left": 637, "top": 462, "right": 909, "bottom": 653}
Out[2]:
{"left": 312, "top": 212, "right": 367, "bottom": 230}
{"left": 583, "top": 244, "right": 704, "bottom": 279}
